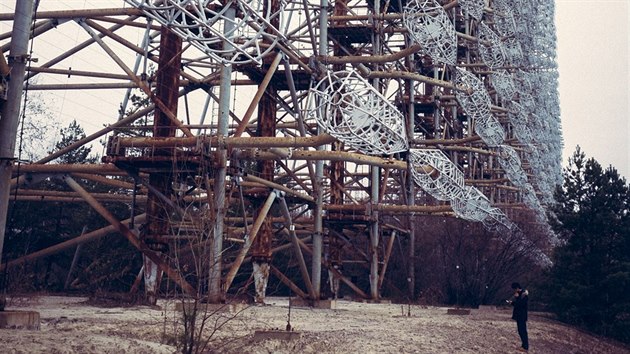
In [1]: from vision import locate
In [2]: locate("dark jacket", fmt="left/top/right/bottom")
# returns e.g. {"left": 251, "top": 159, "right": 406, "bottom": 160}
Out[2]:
{"left": 511, "top": 289, "right": 528, "bottom": 322}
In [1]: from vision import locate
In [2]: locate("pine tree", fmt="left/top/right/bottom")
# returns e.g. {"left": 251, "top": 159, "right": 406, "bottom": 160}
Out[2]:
{"left": 53, "top": 120, "right": 97, "bottom": 164}
{"left": 6, "top": 121, "right": 140, "bottom": 293}
{"left": 547, "top": 146, "right": 630, "bottom": 343}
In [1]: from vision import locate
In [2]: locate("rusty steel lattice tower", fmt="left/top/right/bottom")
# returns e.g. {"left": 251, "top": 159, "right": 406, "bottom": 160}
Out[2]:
{"left": 0, "top": 0, "right": 561, "bottom": 303}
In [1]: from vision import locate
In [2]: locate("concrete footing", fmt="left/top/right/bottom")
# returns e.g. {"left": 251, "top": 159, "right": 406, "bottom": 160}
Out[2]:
{"left": 0, "top": 311, "right": 40, "bottom": 330}
{"left": 289, "top": 298, "right": 336, "bottom": 309}
{"left": 254, "top": 330, "right": 301, "bottom": 341}
{"left": 447, "top": 308, "right": 471, "bottom": 315}
{"left": 361, "top": 299, "right": 392, "bottom": 304}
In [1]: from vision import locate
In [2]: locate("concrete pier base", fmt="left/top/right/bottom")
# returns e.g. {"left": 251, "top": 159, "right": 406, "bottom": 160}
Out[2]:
{"left": 362, "top": 299, "right": 392, "bottom": 304}
{"left": 254, "top": 330, "right": 301, "bottom": 341}
{"left": 289, "top": 298, "right": 336, "bottom": 309}
{"left": 0, "top": 311, "right": 40, "bottom": 330}
{"left": 447, "top": 308, "right": 471, "bottom": 315}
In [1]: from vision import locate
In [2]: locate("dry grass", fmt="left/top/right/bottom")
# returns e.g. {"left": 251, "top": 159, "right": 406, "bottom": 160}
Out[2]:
{"left": 1, "top": 296, "right": 628, "bottom": 354}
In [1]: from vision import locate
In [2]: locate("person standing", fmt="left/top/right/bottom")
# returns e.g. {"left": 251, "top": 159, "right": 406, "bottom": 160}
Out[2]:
{"left": 510, "top": 282, "right": 529, "bottom": 352}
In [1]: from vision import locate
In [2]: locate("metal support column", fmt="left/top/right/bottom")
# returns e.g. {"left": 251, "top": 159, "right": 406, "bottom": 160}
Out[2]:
{"left": 369, "top": 167, "right": 380, "bottom": 300}
{"left": 250, "top": 72, "right": 278, "bottom": 303}
{"left": 208, "top": 7, "right": 236, "bottom": 303}
{"left": 369, "top": 0, "right": 382, "bottom": 300}
{"left": 312, "top": 0, "right": 329, "bottom": 300}
{"left": 0, "top": 1, "right": 34, "bottom": 304}
{"left": 249, "top": 0, "right": 281, "bottom": 301}
{"left": 142, "top": 26, "right": 181, "bottom": 305}
{"left": 407, "top": 78, "right": 416, "bottom": 300}
{"left": 326, "top": 0, "right": 349, "bottom": 300}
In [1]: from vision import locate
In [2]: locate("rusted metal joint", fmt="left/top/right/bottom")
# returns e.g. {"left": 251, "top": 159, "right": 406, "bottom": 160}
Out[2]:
{"left": 105, "top": 136, "right": 122, "bottom": 156}
{"left": 0, "top": 157, "right": 17, "bottom": 164}
{"left": 194, "top": 135, "right": 208, "bottom": 155}
{"left": 216, "top": 135, "right": 227, "bottom": 150}
{"left": 7, "top": 54, "right": 31, "bottom": 65}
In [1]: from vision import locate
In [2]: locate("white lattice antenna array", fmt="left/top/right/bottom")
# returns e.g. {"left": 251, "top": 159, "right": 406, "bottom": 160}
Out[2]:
{"left": 529, "top": 114, "right": 547, "bottom": 146}
{"left": 526, "top": 157, "right": 556, "bottom": 208}
{"left": 532, "top": 250, "right": 553, "bottom": 268}
{"left": 454, "top": 68, "right": 492, "bottom": 121}
{"left": 475, "top": 115, "right": 506, "bottom": 147}
{"left": 403, "top": 0, "right": 457, "bottom": 65}
{"left": 308, "top": 70, "right": 408, "bottom": 155}
{"left": 491, "top": 70, "right": 516, "bottom": 101}
{"left": 124, "top": 0, "right": 284, "bottom": 65}
{"left": 503, "top": 37, "right": 524, "bottom": 66}
{"left": 516, "top": 70, "right": 534, "bottom": 93}
{"left": 497, "top": 145, "right": 528, "bottom": 188}
{"left": 522, "top": 184, "right": 544, "bottom": 216}
{"left": 450, "top": 186, "right": 492, "bottom": 222}
{"left": 528, "top": 111, "right": 562, "bottom": 205}
{"left": 518, "top": 126, "right": 536, "bottom": 148}
{"left": 455, "top": 68, "right": 506, "bottom": 147}
{"left": 408, "top": 149, "right": 466, "bottom": 201}
{"left": 512, "top": 2, "right": 533, "bottom": 39}
{"left": 517, "top": 91, "right": 536, "bottom": 112}
{"left": 440, "top": 1, "right": 563, "bottom": 247}
{"left": 459, "top": 0, "right": 485, "bottom": 21}
{"left": 482, "top": 207, "right": 516, "bottom": 232}
{"left": 407, "top": 150, "right": 514, "bottom": 230}
{"left": 507, "top": 102, "right": 534, "bottom": 144}
{"left": 505, "top": 103, "right": 556, "bottom": 222}
{"left": 478, "top": 22, "right": 505, "bottom": 69}
{"left": 492, "top": 1, "right": 517, "bottom": 38}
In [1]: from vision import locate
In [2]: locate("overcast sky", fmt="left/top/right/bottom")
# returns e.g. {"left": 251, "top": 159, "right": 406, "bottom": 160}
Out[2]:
{"left": 555, "top": 0, "right": 629, "bottom": 179}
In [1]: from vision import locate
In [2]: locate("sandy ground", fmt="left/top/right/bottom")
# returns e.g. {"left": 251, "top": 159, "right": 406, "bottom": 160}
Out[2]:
{"left": 0, "top": 295, "right": 628, "bottom": 354}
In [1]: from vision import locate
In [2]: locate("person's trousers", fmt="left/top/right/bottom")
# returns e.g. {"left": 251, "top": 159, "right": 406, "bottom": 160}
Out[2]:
{"left": 517, "top": 320, "right": 529, "bottom": 350}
